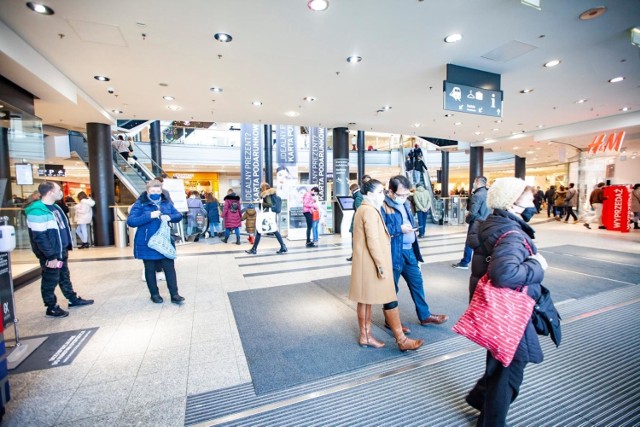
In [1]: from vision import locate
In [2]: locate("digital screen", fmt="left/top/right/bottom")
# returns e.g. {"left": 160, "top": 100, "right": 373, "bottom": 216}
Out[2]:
{"left": 37, "top": 164, "right": 66, "bottom": 177}
{"left": 336, "top": 196, "right": 354, "bottom": 211}
{"left": 15, "top": 163, "right": 34, "bottom": 185}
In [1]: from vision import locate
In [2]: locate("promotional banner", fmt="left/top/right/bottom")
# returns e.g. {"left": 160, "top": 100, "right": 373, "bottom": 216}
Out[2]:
{"left": 601, "top": 185, "right": 630, "bottom": 232}
{"left": 0, "top": 253, "right": 15, "bottom": 328}
{"left": 240, "top": 123, "right": 263, "bottom": 202}
{"left": 308, "top": 127, "right": 327, "bottom": 201}
{"left": 275, "top": 125, "right": 297, "bottom": 165}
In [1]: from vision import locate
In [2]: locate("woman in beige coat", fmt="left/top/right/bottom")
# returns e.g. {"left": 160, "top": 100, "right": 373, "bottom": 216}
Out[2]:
{"left": 349, "top": 179, "right": 423, "bottom": 352}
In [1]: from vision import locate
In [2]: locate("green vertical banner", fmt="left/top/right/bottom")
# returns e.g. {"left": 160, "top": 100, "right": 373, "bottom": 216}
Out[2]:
{"left": 308, "top": 127, "right": 327, "bottom": 201}
{"left": 240, "top": 123, "right": 263, "bottom": 202}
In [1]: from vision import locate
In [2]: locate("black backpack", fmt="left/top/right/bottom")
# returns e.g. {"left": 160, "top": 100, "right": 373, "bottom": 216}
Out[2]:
{"left": 230, "top": 200, "right": 240, "bottom": 213}
{"left": 270, "top": 194, "right": 282, "bottom": 213}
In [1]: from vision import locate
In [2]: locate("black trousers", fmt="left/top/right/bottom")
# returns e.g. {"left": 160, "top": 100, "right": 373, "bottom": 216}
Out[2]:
{"left": 303, "top": 212, "right": 313, "bottom": 243}
{"left": 467, "top": 352, "right": 527, "bottom": 427}
{"left": 564, "top": 206, "right": 577, "bottom": 221}
{"left": 39, "top": 252, "right": 77, "bottom": 308}
{"left": 251, "top": 230, "right": 286, "bottom": 250}
{"left": 143, "top": 259, "right": 178, "bottom": 297}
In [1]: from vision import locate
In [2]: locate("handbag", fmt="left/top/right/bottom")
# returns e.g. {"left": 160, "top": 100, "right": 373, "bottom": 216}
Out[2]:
{"left": 532, "top": 285, "right": 562, "bottom": 347}
{"left": 452, "top": 230, "right": 536, "bottom": 367}
{"left": 147, "top": 220, "right": 177, "bottom": 259}
{"left": 256, "top": 210, "right": 278, "bottom": 234}
{"left": 312, "top": 209, "right": 320, "bottom": 221}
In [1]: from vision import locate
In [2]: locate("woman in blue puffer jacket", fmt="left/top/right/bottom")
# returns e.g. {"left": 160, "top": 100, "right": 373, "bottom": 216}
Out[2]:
{"left": 463, "top": 177, "right": 547, "bottom": 427}
{"left": 127, "top": 179, "right": 184, "bottom": 304}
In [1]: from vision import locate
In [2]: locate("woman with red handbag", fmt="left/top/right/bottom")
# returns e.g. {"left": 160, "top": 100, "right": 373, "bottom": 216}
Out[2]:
{"left": 463, "top": 177, "right": 548, "bottom": 427}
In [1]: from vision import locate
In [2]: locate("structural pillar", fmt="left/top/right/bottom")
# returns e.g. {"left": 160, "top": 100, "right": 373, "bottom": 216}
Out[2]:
{"left": 469, "top": 146, "right": 484, "bottom": 191}
{"left": 86, "top": 122, "right": 115, "bottom": 246}
{"left": 149, "top": 120, "right": 162, "bottom": 176}
{"left": 515, "top": 155, "right": 526, "bottom": 179}
{"left": 441, "top": 151, "right": 449, "bottom": 197}
{"left": 333, "top": 127, "right": 349, "bottom": 233}
{"left": 356, "top": 130, "right": 365, "bottom": 183}
{"left": 0, "top": 127, "right": 10, "bottom": 207}
{"left": 263, "top": 124, "right": 273, "bottom": 187}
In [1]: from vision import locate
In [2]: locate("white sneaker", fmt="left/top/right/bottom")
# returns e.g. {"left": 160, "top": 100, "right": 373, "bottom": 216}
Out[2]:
{"left": 156, "top": 271, "right": 166, "bottom": 281}
{"left": 141, "top": 269, "right": 146, "bottom": 282}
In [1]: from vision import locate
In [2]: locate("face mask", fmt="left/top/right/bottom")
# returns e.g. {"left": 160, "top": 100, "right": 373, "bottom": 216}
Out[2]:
{"left": 54, "top": 190, "right": 63, "bottom": 201}
{"left": 395, "top": 196, "right": 407, "bottom": 205}
{"left": 520, "top": 207, "right": 536, "bottom": 222}
{"left": 149, "top": 194, "right": 161, "bottom": 201}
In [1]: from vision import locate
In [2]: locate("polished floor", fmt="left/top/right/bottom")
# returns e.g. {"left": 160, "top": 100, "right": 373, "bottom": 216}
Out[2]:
{"left": 3, "top": 215, "right": 639, "bottom": 426}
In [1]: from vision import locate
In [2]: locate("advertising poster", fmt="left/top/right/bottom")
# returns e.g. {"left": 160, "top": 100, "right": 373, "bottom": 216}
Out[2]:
{"left": 240, "top": 123, "right": 263, "bottom": 203}
{"left": 0, "top": 253, "right": 15, "bottom": 328}
{"left": 275, "top": 125, "right": 297, "bottom": 166}
{"left": 602, "top": 185, "right": 630, "bottom": 232}
{"left": 162, "top": 178, "right": 188, "bottom": 212}
{"left": 308, "top": 127, "right": 327, "bottom": 201}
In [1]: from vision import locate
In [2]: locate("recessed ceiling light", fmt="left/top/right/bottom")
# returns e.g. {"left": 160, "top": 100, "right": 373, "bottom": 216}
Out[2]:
{"left": 94, "top": 75, "right": 110, "bottom": 82}
{"left": 252, "top": 101, "right": 262, "bottom": 106}
{"left": 111, "top": 109, "right": 123, "bottom": 114}
{"left": 382, "top": 105, "right": 392, "bottom": 111}
{"left": 579, "top": 6, "right": 607, "bottom": 20}
{"left": 520, "top": 88, "right": 534, "bottom": 93}
{"left": 445, "top": 114, "right": 454, "bottom": 117}
{"left": 620, "top": 107, "right": 630, "bottom": 112}
{"left": 348, "top": 122, "right": 356, "bottom": 125}
{"left": 26, "top": 2, "right": 54, "bottom": 15}
{"left": 513, "top": 146, "right": 519, "bottom": 150}
{"left": 512, "top": 131, "right": 520, "bottom": 135}
{"left": 537, "top": 124, "right": 544, "bottom": 128}
{"left": 159, "top": 83, "right": 169, "bottom": 87}
{"left": 544, "top": 59, "right": 561, "bottom": 68}
{"left": 303, "top": 96, "right": 317, "bottom": 102}
{"left": 347, "top": 55, "right": 362, "bottom": 63}
{"left": 536, "top": 147, "right": 541, "bottom": 150}
{"left": 444, "top": 33, "right": 463, "bottom": 43}
{"left": 454, "top": 122, "right": 462, "bottom": 126}
{"left": 474, "top": 131, "right": 482, "bottom": 135}
{"left": 167, "top": 105, "right": 182, "bottom": 111}
{"left": 307, "top": 0, "right": 329, "bottom": 11}
{"left": 608, "top": 76, "right": 625, "bottom": 83}
{"left": 413, "top": 123, "right": 421, "bottom": 128}
{"left": 214, "top": 32, "right": 232, "bottom": 43}
{"left": 493, "top": 128, "right": 500, "bottom": 131}
{"left": 210, "top": 87, "right": 223, "bottom": 93}
{"left": 526, "top": 150, "right": 535, "bottom": 154}
{"left": 163, "top": 96, "right": 175, "bottom": 101}
{"left": 285, "top": 111, "right": 300, "bottom": 117}
{"left": 576, "top": 99, "right": 588, "bottom": 104}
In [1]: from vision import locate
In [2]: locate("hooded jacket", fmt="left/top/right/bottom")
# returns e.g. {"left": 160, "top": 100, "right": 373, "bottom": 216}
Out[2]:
{"left": 466, "top": 186, "right": 490, "bottom": 223}
{"left": 381, "top": 196, "right": 423, "bottom": 271}
{"left": 413, "top": 185, "right": 431, "bottom": 212}
{"left": 74, "top": 197, "right": 96, "bottom": 225}
{"left": 26, "top": 200, "right": 73, "bottom": 260}
{"left": 222, "top": 193, "right": 242, "bottom": 228}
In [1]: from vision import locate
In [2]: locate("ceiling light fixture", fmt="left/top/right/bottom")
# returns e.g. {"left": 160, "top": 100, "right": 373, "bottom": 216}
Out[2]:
{"left": 347, "top": 55, "right": 362, "bottom": 63}
{"left": 163, "top": 96, "right": 175, "bottom": 101}
{"left": 26, "top": 2, "right": 54, "bottom": 15}
{"left": 214, "top": 32, "right": 232, "bottom": 43}
{"left": 252, "top": 101, "right": 262, "bottom": 106}
{"left": 579, "top": 6, "right": 607, "bottom": 20}
{"left": 544, "top": 59, "right": 561, "bottom": 67}
{"left": 513, "top": 146, "right": 519, "bottom": 150}
{"left": 620, "top": 107, "right": 629, "bottom": 112}
{"left": 454, "top": 122, "right": 462, "bottom": 126}
{"left": 520, "top": 88, "right": 534, "bottom": 93}
{"left": 413, "top": 123, "right": 421, "bottom": 128}
{"left": 167, "top": 105, "right": 182, "bottom": 111}
{"left": 307, "top": 0, "right": 329, "bottom": 11}
{"left": 210, "top": 87, "right": 223, "bottom": 93}
{"left": 445, "top": 114, "right": 454, "bottom": 117}
{"left": 285, "top": 111, "right": 300, "bottom": 117}
{"left": 526, "top": 150, "right": 535, "bottom": 154}
{"left": 576, "top": 99, "right": 588, "bottom": 104}
{"left": 537, "top": 124, "right": 544, "bottom": 128}
{"left": 303, "top": 96, "right": 317, "bottom": 102}
{"left": 444, "top": 33, "right": 463, "bottom": 43}
{"left": 382, "top": 105, "right": 392, "bottom": 111}
{"left": 493, "top": 128, "right": 500, "bottom": 131}
{"left": 94, "top": 75, "right": 110, "bottom": 82}
{"left": 608, "top": 76, "right": 625, "bottom": 83}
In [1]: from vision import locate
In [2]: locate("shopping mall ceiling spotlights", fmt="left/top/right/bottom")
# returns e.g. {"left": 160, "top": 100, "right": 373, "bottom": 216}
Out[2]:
{"left": 307, "top": 0, "right": 329, "bottom": 11}
{"left": 94, "top": 75, "right": 110, "bottom": 82}
{"left": 26, "top": 2, "right": 54, "bottom": 15}
{"left": 444, "top": 33, "right": 463, "bottom": 43}
{"left": 214, "top": 33, "right": 232, "bottom": 43}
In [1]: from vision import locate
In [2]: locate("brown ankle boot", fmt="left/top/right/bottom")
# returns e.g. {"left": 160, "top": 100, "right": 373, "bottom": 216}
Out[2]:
{"left": 357, "top": 303, "right": 384, "bottom": 348}
{"left": 383, "top": 307, "right": 423, "bottom": 352}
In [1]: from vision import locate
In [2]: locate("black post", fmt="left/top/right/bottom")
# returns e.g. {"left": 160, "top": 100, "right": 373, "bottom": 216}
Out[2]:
{"left": 441, "top": 151, "right": 449, "bottom": 197}
{"left": 86, "top": 122, "right": 115, "bottom": 246}
{"left": 264, "top": 124, "right": 273, "bottom": 186}
{"left": 469, "top": 146, "right": 484, "bottom": 190}
{"left": 515, "top": 155, "right": 526, "bottom": 179}
{"left": 357, "top": 130, "right": 365, "bottom": 183}
{"left": 149, "top": 120, "right": 162, "bottom": 176}
{"left": 333, "top": 127, "right": 349, "bottom": 234}
{"left": 0, "top": 128, "right": 11, "bottom": 207}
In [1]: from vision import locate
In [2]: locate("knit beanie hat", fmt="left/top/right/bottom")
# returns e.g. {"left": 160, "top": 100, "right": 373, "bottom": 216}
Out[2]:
{"left": 486, "top": 177, "right": 527, "bottom": 210}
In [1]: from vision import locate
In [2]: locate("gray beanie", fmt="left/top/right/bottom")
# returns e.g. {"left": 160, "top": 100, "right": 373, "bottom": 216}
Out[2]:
{"left": 486, "top": 177, "right": 527, "bottom": 210}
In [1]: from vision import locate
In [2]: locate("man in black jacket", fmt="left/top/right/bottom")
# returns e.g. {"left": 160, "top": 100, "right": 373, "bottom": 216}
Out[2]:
{"left": 544, "top": 185, "right": 555, "bottom": 218}
{"left": 453, "top": 176, "right": 490, "bottom": 269}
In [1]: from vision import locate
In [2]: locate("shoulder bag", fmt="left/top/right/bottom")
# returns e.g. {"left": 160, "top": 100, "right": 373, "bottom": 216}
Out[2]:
{"left": 256, "top": 209, "right": 278, "bottom": 234}
{"left": 148, "top": 220, "right": 177, "bottom": 259}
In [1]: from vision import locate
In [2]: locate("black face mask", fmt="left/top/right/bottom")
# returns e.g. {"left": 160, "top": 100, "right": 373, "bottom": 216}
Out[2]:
{"left": 520, "top": 207, "right": 536, "bottom": 222}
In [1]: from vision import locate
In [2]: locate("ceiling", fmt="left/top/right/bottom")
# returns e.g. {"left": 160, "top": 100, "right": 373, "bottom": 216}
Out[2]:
{"left": 1, "top": 0, "right": 640, "bottom": 167}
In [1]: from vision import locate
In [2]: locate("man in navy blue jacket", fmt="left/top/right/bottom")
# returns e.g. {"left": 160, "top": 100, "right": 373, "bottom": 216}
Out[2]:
{"left": 381, "top": 175, "right": 448, "bottom": 331}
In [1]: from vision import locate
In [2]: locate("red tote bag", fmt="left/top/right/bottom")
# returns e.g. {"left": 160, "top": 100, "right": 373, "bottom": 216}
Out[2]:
{"left": 452, "top": 231, "right": 536, "bottom": 367}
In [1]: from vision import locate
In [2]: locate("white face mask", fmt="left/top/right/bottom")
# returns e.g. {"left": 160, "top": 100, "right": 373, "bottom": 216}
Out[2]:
{"left": 395, "top": 196, "right": 407, "bottom": 205}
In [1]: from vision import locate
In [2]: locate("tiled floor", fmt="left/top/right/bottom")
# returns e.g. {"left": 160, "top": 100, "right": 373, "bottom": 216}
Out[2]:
{"left": 3, "top": 216, "right": 639, "bottom": 426}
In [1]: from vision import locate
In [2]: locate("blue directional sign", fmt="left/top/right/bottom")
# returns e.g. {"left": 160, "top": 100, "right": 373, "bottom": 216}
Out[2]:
{"left": 443, "top": 81, "right": 503, "bottom": 117}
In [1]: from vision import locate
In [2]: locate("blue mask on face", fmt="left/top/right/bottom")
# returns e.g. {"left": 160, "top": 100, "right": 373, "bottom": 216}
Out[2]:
{"left": 521, "top": 207, "right": 536, "bottom": 222}
{"left": 149, "top": 194, "right": 161, "bottom": 201}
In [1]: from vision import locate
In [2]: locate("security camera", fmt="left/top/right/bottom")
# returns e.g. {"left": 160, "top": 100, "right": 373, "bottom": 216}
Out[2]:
{"left": 107, "top": 88, "right": 114, "bottom": 94}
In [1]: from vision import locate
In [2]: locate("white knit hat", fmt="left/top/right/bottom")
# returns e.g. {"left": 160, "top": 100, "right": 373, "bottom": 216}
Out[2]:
{"left": 486, "top": 177, "right": 528, "bottom": 210}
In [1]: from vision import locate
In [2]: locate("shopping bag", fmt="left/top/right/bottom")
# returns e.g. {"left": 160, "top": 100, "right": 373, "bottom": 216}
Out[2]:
{"left": 147, "top": 220, "right": 177, "bottom": 259}
{"left": 256, "top": 210, "right": 278, "bottom": 234}
{"left": 312, "top": 209, "right": 320, "bottom": 221}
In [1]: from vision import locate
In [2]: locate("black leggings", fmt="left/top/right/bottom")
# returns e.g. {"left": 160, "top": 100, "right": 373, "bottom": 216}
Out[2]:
{"left": 252, "top": 230, "right": 286, "bottom": 250}
{"left": 143, "top": 259, "right": 178, "bottom": 297}
{"left": 564, "top": 206, "right": 577, "bottom": 221}
{"left": 303, "top": 212, "right": 313, "bottom": 243}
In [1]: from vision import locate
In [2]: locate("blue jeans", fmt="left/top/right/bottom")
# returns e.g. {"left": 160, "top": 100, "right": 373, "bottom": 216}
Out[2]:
{"left": 224, "top": 227, "right": 240, "bottom": 240}
{"left": 312, "top": 220, "right": 319, "bottom": 242}
{"left": 392, "top": 249, "right": 431, "bottom": 321}
{"left": 417, "top": 210, "right": 428, "bottom": 236}
{"left": 209, "top": 222, "right": 221, "bottom": 236}
{"left": 459, "top": 244, "right": 473, "bottom": 266}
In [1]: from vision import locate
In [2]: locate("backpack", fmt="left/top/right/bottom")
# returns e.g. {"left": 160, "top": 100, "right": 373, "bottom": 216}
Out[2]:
{"left": 270, "top": 194, "right": 282, "bottom": 213}
{"left": 230, "top": 200, "right": 240, "bottom": 213}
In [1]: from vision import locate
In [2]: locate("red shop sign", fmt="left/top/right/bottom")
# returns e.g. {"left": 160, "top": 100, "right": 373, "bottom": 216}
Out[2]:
{"left": 601, "top": 185, "right": 630, "bottom": 232}
{"left": 587, "top": 131, "right": 625, "bottom": 155}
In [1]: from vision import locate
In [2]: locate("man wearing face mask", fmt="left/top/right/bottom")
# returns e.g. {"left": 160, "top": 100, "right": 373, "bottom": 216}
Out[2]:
{"left": 381, "top": 175, "right": 448, "bottom": 331}
{"left": 26, "top": 181, "right": 94, "bottom": 318}
{"left": 453, "top": 176, "right": 490, "bottom": 270}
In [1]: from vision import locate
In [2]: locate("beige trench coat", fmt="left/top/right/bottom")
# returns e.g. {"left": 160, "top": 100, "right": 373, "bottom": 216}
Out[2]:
{"left": 348, "top": 201, "right": 397, "bottom": 305}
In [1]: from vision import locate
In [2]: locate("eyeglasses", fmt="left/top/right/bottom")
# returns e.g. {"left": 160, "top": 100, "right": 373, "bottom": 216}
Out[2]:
{"left": 394, "top": 192, "right": 410, "bottom": 197}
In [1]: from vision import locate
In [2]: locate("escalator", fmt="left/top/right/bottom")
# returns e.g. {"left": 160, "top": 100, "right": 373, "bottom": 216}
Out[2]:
{"left": 402, "top": 147, "right": 439, "bottom": 224}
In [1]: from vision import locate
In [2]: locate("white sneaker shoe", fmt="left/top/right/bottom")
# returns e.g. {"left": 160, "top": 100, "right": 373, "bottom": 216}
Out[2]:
{"left": 141, "top": 269, "right": 146, "bottom": 282}
{"left": 156, "top": 271, "right": 166, "bottom": 281}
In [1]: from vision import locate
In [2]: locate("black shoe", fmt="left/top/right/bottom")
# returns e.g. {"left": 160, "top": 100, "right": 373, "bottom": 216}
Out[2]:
{"left": 306, "top": 242, "right": 316, "bottom": 248}
{"left": 236, "top": 240, "right": 241, "bottom": 245}
{"left": 245, "top": 249, "right": 257, "bottom": 255}
{"left": 150, "top": 295, "right": 163, "bottom": 303}
{"left": 46, "top": 305, "right": 69, "bottom": 318}
{"left": 465, "top": 394, "right": 483, "bottom": 411}
{"left": 346, "top": 257, "right": 352, "bottom": 262}
{"left": 171, "top": 295, "right": 185, "bottom": 304}
{"left": 584, "top": 223, "right": 591, "bottom": 229}
{"left": 69, "top": 297, "right": 94, "bottom": 307}
{"left": 452, "top": 263, "right": 469, "bottom": 270}
{"left": 276, "top": 247, "right": 288, "bottom": 254}
{"left": 598, "top": 226, "right": 606, "bottom": 229}
{"left": 222, "top": 237, "right": 228, "bottom": 243}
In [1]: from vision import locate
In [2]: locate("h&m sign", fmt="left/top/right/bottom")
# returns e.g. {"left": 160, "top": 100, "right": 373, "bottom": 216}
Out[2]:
{"left": 587, "top": 131, "right": 625, "bottom": 155}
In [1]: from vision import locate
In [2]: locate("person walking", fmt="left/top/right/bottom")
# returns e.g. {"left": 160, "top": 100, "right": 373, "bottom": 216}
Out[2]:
{"left": 453, "top": 176, "right": 490, "bottom": 269}
{"left": 349, "top": 179, "right": 423, "bottom": 352}
{"left": 584, "top": 182, "right": 605, "bottom": 230}
{"left": 25, "top": 181, "right": 94, "bottom": 318}
{"left": 382, "top": 175, "right": 448, "bottom": 331}
{"left": 242, "top": 203, "right": 257, "bottom": 244}
{"left": 631, "top": 183, "right": 640, "bottom": 230}
{"left": 127, "top": 179, "right": 185, "bottom": 304}
{"left": 544, "top": 185, "right": 556, "bottom": 218}
{"left": 413, "top": 183, "right": 431, "bottom": 238}
{"left": 534, "top": 186, "right": 544, "bottom": 213}
{"left": 186, "top": 190, "right": 204, "bottom": 238}
{"left": 112, "top": 135, "right": 130, "bottom": 161}
{"left": 222, "top": 189, "right": 242, "bottom": 244}
{"left": 404, "top": 155, "right": 414, "bottom": 185}
{"left": 564, "top": 182, "right": 578, "bottom": 223}
{"left": 204, "top": 193, "right": 221, "bottom": 238}
{"left": 74, "top": 191, "right": 95, "bottom": 249}
{"left": 464, "top": 177, "right": 546, "bottom": 427}
{"left": 302, "top": 186, "right": 320, "bottom": 247}
{"left": 553, "top": 185, "right": 567, "bottom": 220}
{"left": 245, "top": 183, "right": 287, "bottom": 255}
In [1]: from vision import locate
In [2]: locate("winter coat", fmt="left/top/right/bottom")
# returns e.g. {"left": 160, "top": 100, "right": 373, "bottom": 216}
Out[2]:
{"left": 589, "top": 187, "right": 604, "bottom": 205}
{"left": 381, "top": 196, "right": 423, "bottom": 271}
{"left": 544, "top": 188, "right": 555, "bottom": 204}
{"left": 242, "top": 208, "right": 257, "bottom": 233}
{"left": 349, "top": 189, "right": 364, "bottom": 233}
{"left": 127, "top": 192, "right": 183, "bottom": 260}
{"left": 564, "top": 187, "right": 577, "bottom": 208}
{"left": 404, "top": 159, "right": 414, "bottom": 171}
{"left": 554, "top": 189, "right": 567, "bottom": 207}
{"left": 349, "top": 201, "right": 397, "bottom": 305}
{"left": 413, "top": 186, "right": 431, "bottom": 212}
{"left": 466, "top": 209, "right": 544, "bottom": 363}
{"left": 187, "top": 196, "right": 204, "bottom": 219}
{"left": 74, "top": 198, "right": 95, "bottom": 225}
{"left": 25, "top": 200, "right": 74, "bottom": 260}
{"left": 222, "top": 194, "right": 242, "bottom": 229}
{"left": 205, "top": 201, "right": 220, "bottom": 224}
{"left": 302, "top": 191, "right": 317, "bottom": 213}
{"left": 260, "top": 188, "right": 278, "bottom": 211}
{"left": 632, "top": 188, "right": 640, "bottom": 213}
{"left": 466, "top": 186, "right": 490, "bottom": 224}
